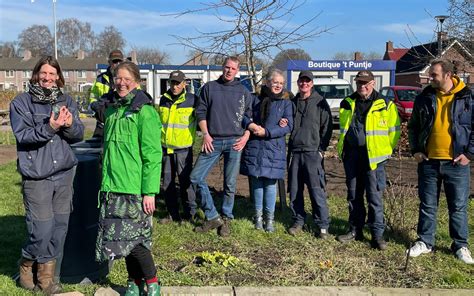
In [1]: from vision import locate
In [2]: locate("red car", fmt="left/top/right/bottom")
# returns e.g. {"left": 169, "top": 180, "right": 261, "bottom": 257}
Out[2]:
{"left": 380, "top": 86, "right": 422, "bottom": 121}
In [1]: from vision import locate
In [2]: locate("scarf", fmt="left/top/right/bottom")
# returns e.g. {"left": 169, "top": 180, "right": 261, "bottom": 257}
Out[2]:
{"left": 28, "top": 82, "right": 62, "bottom": 104}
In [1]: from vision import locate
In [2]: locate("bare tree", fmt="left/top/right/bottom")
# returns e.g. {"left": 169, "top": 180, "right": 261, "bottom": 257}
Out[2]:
{"left": 95, "top": 26, "right": 125, "bottom": 58}
{"left": 57, "top": 18, "right": 95, "bottom": 56}
{"left": 332, "top": 52, "right": 352, "bottom": 60}
{"left": 0, "top": 41, "right": 19, "bottom": 58}
{"left": 18, "top": 25, "right": 53, "bottom": 56}
{"left": 332, "top": 51, "right": 382, "bottom": 60}
{"left": 445, "top": 0, "right": 473, "bottom": 52}
{"left": 131, "top": 46, "right": 170, "bottom": 64}
{"left": 272, "top": 48, "right": 312, "bottom": 69}
{"left": 169, "top": 0, "right": 332, "bottom": 90}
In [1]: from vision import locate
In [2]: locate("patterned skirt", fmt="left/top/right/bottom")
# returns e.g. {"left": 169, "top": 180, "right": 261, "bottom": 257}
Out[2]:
{"left": 95, "top": 192, "right": 153, "bottom": 262}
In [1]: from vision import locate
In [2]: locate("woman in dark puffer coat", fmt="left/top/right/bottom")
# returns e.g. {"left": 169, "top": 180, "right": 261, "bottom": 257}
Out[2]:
{"left": 241, "top": 69, "right": 294, "bottom": 232}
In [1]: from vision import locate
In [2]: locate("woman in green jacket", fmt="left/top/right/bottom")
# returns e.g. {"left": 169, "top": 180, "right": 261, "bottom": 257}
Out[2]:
{"left": 95, "top": 61, "right": 162, "bottom": 296}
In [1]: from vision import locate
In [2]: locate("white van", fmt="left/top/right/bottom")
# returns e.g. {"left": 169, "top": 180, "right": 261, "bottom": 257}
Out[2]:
{"left": 313, "top": 78, "right": 353, "bottom": 123}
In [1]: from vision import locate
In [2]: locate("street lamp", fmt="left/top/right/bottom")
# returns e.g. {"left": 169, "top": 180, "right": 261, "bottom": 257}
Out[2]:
{"left": 31, "top": 0, "right": 58, "bottom": 59}
{"left": 434, "top": 15, "right": 449, "bottom": 56}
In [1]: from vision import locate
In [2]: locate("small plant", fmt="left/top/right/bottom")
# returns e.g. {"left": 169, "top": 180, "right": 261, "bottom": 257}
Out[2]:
{"left": 195, "top": 251, "right": 240, "bottom": 267}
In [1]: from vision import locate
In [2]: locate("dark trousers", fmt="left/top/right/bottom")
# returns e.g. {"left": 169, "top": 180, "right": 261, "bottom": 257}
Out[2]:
{"left": 125, "top": 244, "right": 157, "bottom": 280}
{"left": 288, "top": 151, "right": 330, "bottom": 229}
{"left": 21, "top": 167, "right": 75, "bottom": 263}
{"left": 343, "top": 148, "right": 386, "bottom": 238}
{"left": 162, "top": 147, "right": 196, "bottom": 220}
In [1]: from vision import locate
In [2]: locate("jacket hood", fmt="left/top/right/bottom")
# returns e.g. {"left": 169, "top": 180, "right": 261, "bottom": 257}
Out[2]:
{"left": 420, "top": 75, "right": 469, "bottom": 97}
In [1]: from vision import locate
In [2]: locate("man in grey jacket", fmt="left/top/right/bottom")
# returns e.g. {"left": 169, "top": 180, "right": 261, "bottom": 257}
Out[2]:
{"left": 287, "top": 70, "right": 333, "bottom": 239}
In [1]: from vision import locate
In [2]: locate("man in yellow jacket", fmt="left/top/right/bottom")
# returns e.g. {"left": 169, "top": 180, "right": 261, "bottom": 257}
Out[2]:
{"left": 336, "top": 70, "right": 400, "bottom": 250}
{"left": 157, "top": 71, "right": 198, "bottom": 223}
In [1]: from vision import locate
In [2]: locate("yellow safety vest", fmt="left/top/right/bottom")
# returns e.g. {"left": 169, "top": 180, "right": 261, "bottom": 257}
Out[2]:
{"left": 157, "top": 91, "right": 197, "bottom": 154}
{"left": 337, "top": 95, "right": 401, "bottom": 170}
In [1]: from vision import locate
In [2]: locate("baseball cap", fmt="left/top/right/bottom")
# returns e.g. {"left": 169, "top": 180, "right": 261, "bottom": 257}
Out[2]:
{"left": 169, "top": 70, "right": 186, "bottom": 83}
{"left": 354, "top": 70, "right": 374, "bottom": 82}
{"left": 298, "top": 70, "right": 314, "bottom": 81}
{"left": 108, "top": 50, "right": 124, "bottom": 61}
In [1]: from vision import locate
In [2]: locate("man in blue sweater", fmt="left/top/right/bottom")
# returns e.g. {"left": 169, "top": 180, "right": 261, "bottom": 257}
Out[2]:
{"left": 190, "top": 56, "right": 253, "bottom": 237}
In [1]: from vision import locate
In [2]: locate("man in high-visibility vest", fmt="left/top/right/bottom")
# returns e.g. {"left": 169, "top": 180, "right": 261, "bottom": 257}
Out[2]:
{"left": 336, "top": 70, "right": 400, "bottom": 250}
{"left": 157, "top": 70, "right": 198, "bottom": 223}
{"left": 89, "top": 49, "right": 124, "bottom": 138}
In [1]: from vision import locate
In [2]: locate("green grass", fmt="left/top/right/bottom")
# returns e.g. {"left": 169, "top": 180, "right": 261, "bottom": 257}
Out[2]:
{"left": 0, "top": 145, "right": 473, "bottom": 295}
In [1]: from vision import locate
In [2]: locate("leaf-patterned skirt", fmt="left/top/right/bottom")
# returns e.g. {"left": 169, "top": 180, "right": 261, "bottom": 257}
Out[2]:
{"left": 95, "top": 192, "right": 153, "bottom": 262}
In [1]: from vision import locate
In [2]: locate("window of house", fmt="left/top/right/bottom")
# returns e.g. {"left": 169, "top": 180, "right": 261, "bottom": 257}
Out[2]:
{"left": 77, "top": 70, "right": 86, "bottom": 78}
{"left": 5, "top": 70, "right": 14, "bottom": 78}
{"left": 22, "top": 81, "right": 28, "bottom": 91}
{"left": 23, "top": 71, "right": 32, "bottom": 78}
{"left": 63, "top": 71, "right": 69, "bottom": 78}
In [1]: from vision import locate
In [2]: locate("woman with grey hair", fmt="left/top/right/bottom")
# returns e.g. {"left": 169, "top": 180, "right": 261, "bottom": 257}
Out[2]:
{"left": 241, "top": 69, "right": 294, "bottom": 232}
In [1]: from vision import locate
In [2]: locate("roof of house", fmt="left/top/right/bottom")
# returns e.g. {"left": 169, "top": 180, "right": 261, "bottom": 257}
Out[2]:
{"left": 383, "top": 48, "right": 409, "bottom": 61}
{"left": 396, "top": 39, "right": 472, "bottom": 74}
{"left": 0, "top": 56, "right": 107, "bottom": 71}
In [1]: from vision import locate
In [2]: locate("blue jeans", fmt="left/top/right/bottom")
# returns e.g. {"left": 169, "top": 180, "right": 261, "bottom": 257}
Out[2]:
{"left": 249, "top": 176, "right": 277, "bottom": 217}
{"left": 417, "top": 160, "right": 470, "bottom": 251}
{"left": 190, "top": 138, "right": 242, "bottom": 220}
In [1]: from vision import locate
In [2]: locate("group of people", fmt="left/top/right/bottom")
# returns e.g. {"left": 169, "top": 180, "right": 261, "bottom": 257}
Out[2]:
{"left": 9, "top": 50, "right": 473, "bottom": 295}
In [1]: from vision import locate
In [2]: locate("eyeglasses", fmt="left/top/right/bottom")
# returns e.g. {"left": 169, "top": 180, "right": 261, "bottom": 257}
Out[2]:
{"left": 271, "top": 81, "right": 284, "bottom": 87}
{"left": 111, "top": 59, "right": 123, "bottom": 64}
{"left": 114, "top": 77, "right": 134, "bottom": 84}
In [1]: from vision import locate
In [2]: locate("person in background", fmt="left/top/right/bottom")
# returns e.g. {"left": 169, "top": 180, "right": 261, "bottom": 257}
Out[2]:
{"left": 157, "top": 70, "right": 198, "bottom": 224}
{"left": 336, "top": 70, "right": 400, "bottom": 250}
{"left": 95, "top": 61, "right": 162, "bottom": 295}
{"left": 407, "top": 59, "right": 474, "bottom": 264}
{"left": 10, "top": 56, "right": 84, "bottom": 294}
{"left": 190, "top": 56, "right": 253, "bottom": 237}
{"left": 241, "top": 69, "right": 294, "bottom": 232}
{"left": 287, "top": 70, "right": 333, "bottom": 239}
{"left": 89, "top": 49, "right": 124, "bottom": 138}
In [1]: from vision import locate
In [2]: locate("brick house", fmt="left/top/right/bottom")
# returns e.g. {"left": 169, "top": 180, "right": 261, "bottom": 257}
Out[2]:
{"left": 383, "top": 39, "right": 473, "bottom": 87}
{"left": 0, "top": 50, "right": 107, "bottom": 92}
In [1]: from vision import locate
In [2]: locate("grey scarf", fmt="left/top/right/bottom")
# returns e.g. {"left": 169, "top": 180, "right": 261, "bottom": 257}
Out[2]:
{"left": 28, "top": 82, "right": 62, "bottom": 104}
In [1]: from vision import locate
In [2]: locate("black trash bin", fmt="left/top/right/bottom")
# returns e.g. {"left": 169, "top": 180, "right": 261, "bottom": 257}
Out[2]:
{"left": 58, "top": 140, "right": 109, "bottom": 284}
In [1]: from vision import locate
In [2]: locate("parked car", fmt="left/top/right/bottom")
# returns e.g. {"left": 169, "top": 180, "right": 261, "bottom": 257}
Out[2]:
{"left": 380, "top": 86, "right": 422, "bottom": 121}
{"left": 313, "top": 78, "right": 353, "bottom": 124}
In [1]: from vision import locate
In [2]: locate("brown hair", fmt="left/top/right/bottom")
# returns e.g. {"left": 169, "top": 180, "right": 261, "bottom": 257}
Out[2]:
{"left": 113, "top": 61, "right": 140, "bottom": 83}
{"left": 430, "top": 59, "right": 455, "bottom": 74}
{"left": 30, "top": 56, "right": 65, "bottom": 88}
{"left": 223, "top": 56, "right": 241, "bottom": 67}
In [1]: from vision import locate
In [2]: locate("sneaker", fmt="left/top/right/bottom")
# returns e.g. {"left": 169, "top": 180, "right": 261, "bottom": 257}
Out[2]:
{"left": 194, "top": 217, "right": 224, "bottom": 233}
{"left": 337, "top": 230, "right": 364, "bottom": 243}
{"left": 371, "top": 238, "right": 388, "bottom": 250}
{"left": 254, "top": 216, "right": 263, "bottom": 230}
{"left": 288, "top": 223, "right": 303, "bottom": 236}
{"left": 317, "top": 228, "right": 329, "bottom": 240}
{"left": 218, "top": 217, "right": 231, "bottom": 237}
{"left": 455, "top": 247, "right": 474, "bottom": 264}
{"left": 406, "top": 241, "right": 432, "bottom": 257}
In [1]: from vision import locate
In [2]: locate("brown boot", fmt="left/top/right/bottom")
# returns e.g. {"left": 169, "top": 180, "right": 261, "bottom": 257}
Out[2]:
{"left": 18, "top": 258, "right": 35, "bottom": 290}
{"left": 36, "top": 260, "right": 61, "bottom": 295}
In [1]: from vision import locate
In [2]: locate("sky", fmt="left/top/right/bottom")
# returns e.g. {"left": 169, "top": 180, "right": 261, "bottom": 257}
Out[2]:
{"left": 0, "top": 0, "right": 451, "bottom": 64}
